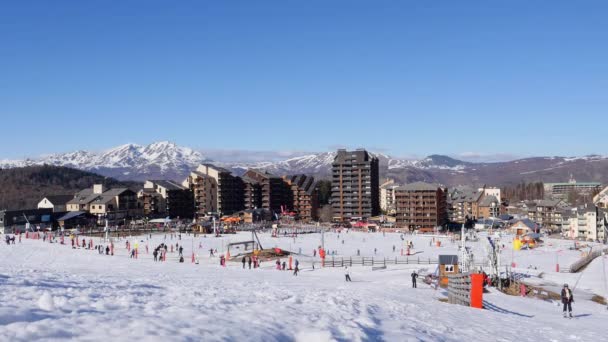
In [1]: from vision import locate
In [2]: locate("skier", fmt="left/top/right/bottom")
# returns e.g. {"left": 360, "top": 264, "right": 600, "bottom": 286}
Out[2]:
{"left": 344, "top": 266, "right": 352, "bottom": 282}
{"left": 282, "top": 261, "right": 286, "bottom": 270}
{"left": 105, "top": 246, "right": 110, "bottom": 255}
{"left": 411, "top": 271, "right": 419, "bottom": 288}
{"left": 242, "top": 256, "right": 247, "bottom": 269}
{"left": 561, "top": 284, "right": 574, "bottom": 318}
{"left": 153, "top": 249, "right": 158, "bottom": 262}
{"left": 392, "top": 245, "right": 396, "bottom": 252}
{"left": 248, "top": 257, "right": 252, "bottom": 269}
{"left": 357, "top": 249, "right": 360, "bottom": 256}
{"left": 276, "top": 259, "right": 281, "bottom": 270}
{"left": 179, "top": 246, "right": 183, "bottom": 257}
{"left": 293, "top": 265, "right": 299, "bottom": 276}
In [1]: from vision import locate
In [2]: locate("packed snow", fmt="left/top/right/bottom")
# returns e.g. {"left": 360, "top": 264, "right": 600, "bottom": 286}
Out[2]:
{"left": 1, "top": 230, "right": 608, "bottom": 341}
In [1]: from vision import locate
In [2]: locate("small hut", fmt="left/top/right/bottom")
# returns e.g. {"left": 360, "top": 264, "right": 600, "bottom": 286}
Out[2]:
{"left": 438, "top": 255, "right": 459, "bottom": 286}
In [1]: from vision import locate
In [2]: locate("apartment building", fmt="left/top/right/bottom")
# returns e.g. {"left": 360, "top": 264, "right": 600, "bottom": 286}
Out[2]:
{"left": 526, "top": 199, "right": 564, "bottom": 231}
{"left": 242, "top": 169, "right": 292, "bottom": 213}
{"left": 141, "top": 180, "right": 194, "bottom": 218}
{"left": 478, "top": 195, "right": 501, "bottom": 218}
{"left": 448, "top": 186, "right": 482, "bottom": 223}
{"left": 395, "top": 182, "right": 448, "bottom": 230}
{"left": 183, "top": 164, "right": 245, "bottom": 218}
{"left": 285, "top": 174, "right": 319, "bottom": 222}
{"left": 380, "top": 179, "right": 400, "bottom": 215}
{"left": 544, "top": 176, "right": 601, "bottom": 198}
{"left": 331, "top": 149, "right": 380, "bottom": 221}
{"left": 563, "top": 205, "right": 607, "bottom": 242}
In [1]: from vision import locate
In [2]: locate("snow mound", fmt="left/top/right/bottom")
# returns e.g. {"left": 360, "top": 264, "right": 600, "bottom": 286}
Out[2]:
{"left": 38, "top": 292, "right": 55, "bottom": 311}
{"left": 295, "top": 330, "right": 335, "bottom": 342}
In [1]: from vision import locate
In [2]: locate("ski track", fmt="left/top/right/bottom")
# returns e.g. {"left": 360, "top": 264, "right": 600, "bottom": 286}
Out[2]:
{"left": 0, "top": 232, "right": 607, "bottom": 341}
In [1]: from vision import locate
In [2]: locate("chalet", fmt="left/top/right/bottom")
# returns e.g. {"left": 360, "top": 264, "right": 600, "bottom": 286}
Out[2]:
{"left": 37, "top": 195, "right": 74, "bottom": 212}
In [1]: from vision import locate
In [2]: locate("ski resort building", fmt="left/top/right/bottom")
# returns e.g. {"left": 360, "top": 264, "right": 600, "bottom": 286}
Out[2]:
{"left": 380, "top": 179, "right": 400, "bottom": 215}
{"left": 395, "top": 182, "right": 448, "bottom": 230}
{"left": 331, "top": 149, "right": 380, "bottom": 221}
{"left": 544, "top": 176, "right": 601, "bottom": 198}
{"left": 183, "top": 164, "right": 245, "bottom": 218}
{"left": 66, "top": 184, "right": 142, "bottom": 223}
{"left": 37, "top": 195, "right": 74, "bottom": 212}
{"left": 284, "top": 174, "right": 319, "bottom": 222}
{"left": 141, "top": 180, "right": 194, "bottom": 219}
{"left": 241, "top": 169, "right": 292, "bottom": 213}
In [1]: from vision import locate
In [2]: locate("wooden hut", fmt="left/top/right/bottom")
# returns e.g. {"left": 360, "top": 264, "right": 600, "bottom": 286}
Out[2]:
{"left": 438, "top": 255, "right": 459, "bottom": 286}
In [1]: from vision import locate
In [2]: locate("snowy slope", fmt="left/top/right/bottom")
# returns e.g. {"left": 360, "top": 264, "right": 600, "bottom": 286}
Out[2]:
{"left": 1, "top": 231, "right": 607, "bottom": 341}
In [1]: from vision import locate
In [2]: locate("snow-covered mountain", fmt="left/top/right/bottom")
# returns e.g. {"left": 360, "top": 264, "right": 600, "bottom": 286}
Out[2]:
{"left": 0, "top": 141, "right": 206, "bottom": 181}
{"left": 2, "top": 142, "right": 607, "bottom": 186}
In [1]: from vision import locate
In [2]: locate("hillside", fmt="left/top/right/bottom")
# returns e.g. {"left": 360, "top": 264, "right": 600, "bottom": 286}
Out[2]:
{"left": 0, "top": 165, "right": 141, "bottom": 211}
{"left": 1, "top": 141, "right": 607, "bottom": 186}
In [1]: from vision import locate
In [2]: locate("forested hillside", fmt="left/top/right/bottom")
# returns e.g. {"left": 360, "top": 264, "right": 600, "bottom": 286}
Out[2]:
{"left": 0, "top": 165, "right": 141, "bottom": 211}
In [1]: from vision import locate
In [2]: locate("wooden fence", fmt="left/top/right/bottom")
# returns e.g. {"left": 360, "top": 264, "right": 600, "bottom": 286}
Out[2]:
{"left": 321, "top": 256, "right": 491, "bottom": 268}
{"left": 447, "top": 273, "right": 472, "bottom": 306}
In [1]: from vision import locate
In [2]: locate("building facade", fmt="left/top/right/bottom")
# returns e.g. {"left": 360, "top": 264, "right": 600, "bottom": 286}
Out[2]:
{"left": 142, "top": 180, "right": 194, "bottom": 219}
{"left": 395, "top": 182, "right": 448, "bottom": 230}
{"left": 183, "top": 164, "right": 245, "bottom": 218}
{"left": 37, "top": 195, "right": 73, "bottom": 212}
{"left": 285, "top": 174, "right": 319, "bottom": 222}
{"left": 331, "top": 149, "right": 380, "bottom": 221}
{"left": 380, "top": 179, "right": 399, "bottom": 215}
{"left": 526, "top": 199, "right": 564, "bottom": 231}
{"left": 66, "top": 184, "right": 142, "bottom": 223}
{"left": 593, "top": 186, "right": 608, "bottom": 209}
{"left": 241, "top": 169, "right": 292, "bottom": 213}
{"left": 564, "top": 205, "right": 606, "bottom": 242}
{"left": 544, "top": 176, "right": 601, "bottom": 198}
{"left": 448, "top": 186, "right": 482, "bottom": 223}
{"left": 0, "top": 208, "right": 54, "bottom": 234}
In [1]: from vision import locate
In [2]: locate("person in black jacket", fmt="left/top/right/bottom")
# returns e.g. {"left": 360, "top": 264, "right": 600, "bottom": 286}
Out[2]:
{"left": 411, "top": 271, "right": 419, "bottom": 288}
{"left": 561, "top": 284, "right": 574, "bottom": 318}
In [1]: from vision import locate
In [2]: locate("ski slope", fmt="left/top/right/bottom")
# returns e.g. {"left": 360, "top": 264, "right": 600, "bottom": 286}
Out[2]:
{"left": 1, "top": 231, "right": 607, "bottom": 341}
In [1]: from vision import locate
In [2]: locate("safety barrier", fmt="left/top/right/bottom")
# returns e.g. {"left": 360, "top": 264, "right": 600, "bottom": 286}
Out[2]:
{"left": 569, "top": 246, "right": 608, "bottom": 273}
{"left": 447, "top": 273, "right": 483, "bottom": 308}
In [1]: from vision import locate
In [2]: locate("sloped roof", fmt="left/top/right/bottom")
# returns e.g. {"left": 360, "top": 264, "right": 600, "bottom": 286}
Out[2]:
{"left": 149, "top": 180, "right": 186, "bottom": 191}
{"left": 438, "top": 255, "right": 458, "bottom": 265}
{"left": 479, "top": 195, "right": 499, "bottom": 207}
{"left": 510, "top": 218, "right": 537, "bottom": 229}
{"left": 43, "top": 195, "right": 74, "bottom": 205}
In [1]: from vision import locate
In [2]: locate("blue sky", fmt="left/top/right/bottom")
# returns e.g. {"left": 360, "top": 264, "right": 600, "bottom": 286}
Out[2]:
{"left": 1, "top": 1, "right": 607, "bottom": 161}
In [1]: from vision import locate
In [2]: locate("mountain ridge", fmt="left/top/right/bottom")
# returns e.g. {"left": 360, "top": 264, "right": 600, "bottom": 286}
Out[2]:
{"left": 1, "top": 142, "right": 607, "bottom": 186}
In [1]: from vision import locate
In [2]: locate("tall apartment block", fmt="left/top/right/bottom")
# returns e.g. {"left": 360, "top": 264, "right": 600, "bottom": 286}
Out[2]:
{"left": 242, "top": 169, "right": 293, "bottom": 213}
{"left": 182, "top": 164, "right": 244, "bottom": 217}
{"left": 331, "top": 149, "right": 380, "bottom": 221}
{"left": 395, "top": 182, "right": 448, "bottom": 230}
{"left": 285, "top": 174, "right": 319, "bottom": 222}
